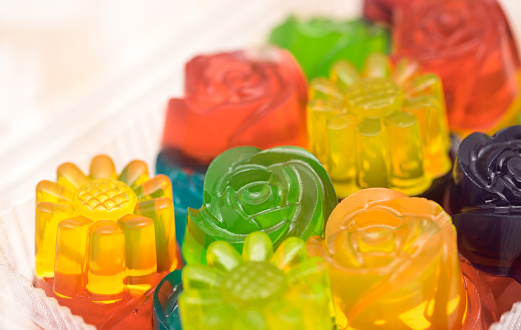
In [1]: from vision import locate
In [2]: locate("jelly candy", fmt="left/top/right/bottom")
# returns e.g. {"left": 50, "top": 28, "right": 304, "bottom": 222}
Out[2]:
{"left": 307, "top": 188, "right": 497, "bottom": 329}
{"left": 35, "top": 155, "right": 178, "bottom": 327}
{"left": 153, "top": 269, "right": 184, "bottom": 330}
{"left": 156, "top": 149, "right": 205, "bottom": 245}
{"left": 363, "top": 0, "right": 416, "bottom": 25}
{"left": 159, "top": 48, "right": 308, "bottom": 246}
{"left": 270, "top": 17, "right": 389, "bottom": 79}
{"left": 179, "top": 232, "right": 335, "bottom": 329}
{"left": 392, "top": 0, "right": 521, "bottom": 132}
{"left": 450, "top": 126, "right": 521, "bottom": 282}
{"left": 182, "top": 146, "right": 337, "bottom": 264}
{"left": 308, "top": 53, "right": 450, "bottom": 197}
{"left": 161, "top": 47, "right": 308, "bottom": 167}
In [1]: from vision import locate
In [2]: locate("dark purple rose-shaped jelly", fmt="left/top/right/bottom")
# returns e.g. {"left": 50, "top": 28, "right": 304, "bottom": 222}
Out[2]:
{"left": 450, "top": 126, "right": 521, "bottom": 282}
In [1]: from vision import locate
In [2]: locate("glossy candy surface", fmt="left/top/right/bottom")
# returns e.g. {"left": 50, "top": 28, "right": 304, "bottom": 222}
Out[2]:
{"left": 156, "top": 149, "right": 205, "bottom": 245}
{"left": 35, "top": 155, "right": 178, "bottom": 304}
{"left": 153, "top": 269, "right": 184, "bottom": 330}
{"left": 179, "top": 232, "right": 335, "bottom": 330}
{"left": 161, "top": 47, "right": 308, "bottom": 166}
{"left": 308, "top": 53, "right": 451, "bottom": 197}
{"left": 363, "top": 0, "right": 416, "bottom": 25}
{"left": 270, "top": 17, "right": 389, "bottom": 79}
{"left": 392, "top": 0, "right": 521, "bottom": 132}
{"left": 183, "top": 146, "right": 337, "bottom": 264}
{"left": 450, "top": 126, "right": 521, "bottom": 282}
{"left": 307, "top": 188, "right": 496, "bottom": 329}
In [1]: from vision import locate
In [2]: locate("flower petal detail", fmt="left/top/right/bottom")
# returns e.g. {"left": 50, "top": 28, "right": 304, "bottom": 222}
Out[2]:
{"left": 89, "top": 154, "right": 117, "bottom": 180}
{"left": 36, "top": 180, "right": 75, "bottom": 205}
{"left": 183, "top": 146, "right": 336, "bottom": 264}
{"left": 57, "top": 162, "right": 88, "bottom": 191}
{"left": 118, "top": 160, "right": 149, "bottom": 188}
{"left": 308, "top": 188, "right": 469, "bottom": 328}
{"left": 243, "top": 231, "right": 273, "bottom": 263}
{"left": 161, "top": 48, "right": 308, "bottom": 165}
{"left": 35, "top": 202, "right": 75, "bottom": 278}
{"left": 135, "top": 197, "right": 177, "bottom": 272}
{"left": 53, "top": 216, "right": 92, "bottom": 298}
{"left": 182, "top": 264, "right": 224, "bottom": 290}
{"left": 271, "top": 236, "right": 308, "bottom": 272}
{"left": 118, "top": 214, "right": 157, "bottom": 293}
{"left": 308, "top": 53, "right": 450, "bottom": 198}
{"left": 134, "top": 174, "right": 173, "bottom": 201}
{"left": 450, "top": 125, "right": 521, "bottom": 280}
{"left": 391, "top": 0, "right": 521, "bottom": 132}
{"left": 87, "top": 220, "right": 125, "bottom": 302}
{"left": 207, "top": 241, "right": 242, "bottom": 273}
{"left": 178, "top": 232, "right": 335, "bottom": 329}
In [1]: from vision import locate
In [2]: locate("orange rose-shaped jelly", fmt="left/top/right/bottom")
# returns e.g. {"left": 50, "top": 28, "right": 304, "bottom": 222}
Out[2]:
{"left": 307, "top": 188, "right": 497, "bottom": 329}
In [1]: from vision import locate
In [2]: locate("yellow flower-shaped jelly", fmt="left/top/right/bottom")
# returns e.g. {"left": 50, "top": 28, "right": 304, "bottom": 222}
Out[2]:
{"left": 179, "top": 232, "right": 335, "bottom": 329}
{"left": 307, "top": 188, "right": 467, "bottom": 329}
{"left": 35, "top": 155, "right": 178, "bottom": 303}
{"left": 308, "top": 53, "right": 451, "bottom": 197}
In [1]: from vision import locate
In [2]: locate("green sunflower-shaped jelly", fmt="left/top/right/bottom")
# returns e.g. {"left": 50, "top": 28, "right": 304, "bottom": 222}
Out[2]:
{"left": 179, "top": 232, "right": 335, "bottom": 329}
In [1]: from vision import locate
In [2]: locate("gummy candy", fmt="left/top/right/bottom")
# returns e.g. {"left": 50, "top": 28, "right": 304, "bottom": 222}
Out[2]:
{"left": 179, "top": 232, "right": 335, "bottom": 329}
{"left": 392, "top": 0, "right": 521, "bottom": 132}
{"left": 450, "top": 126, "right": 521, "bottom": 282}
{"left": 156, "top": 149, "right": 205, "bottom": 245}
{"left": 270, "top": 17, "right": 389, "bottom": 79}
{"left": 153, "top": 269, "right": 183, "bottom": 330}
{"left": 307, "top": 188, "right": 497, "bottom": 329}
{"left": 161, "top": 48, "right": 308, "bottom": 167}
{"left": 35, "top": 155, "right": 178, "bottom": 327}
{"left": 363, "top": 0, "right": 416, "bottom": 25}
{"left": 159, "top": 48, "right": 309, "bottom": 247}
{"left": 182, "top": 146, "right": 337, "bottom": 264}
{"left": 308, "top": 53, "right": 450, "bottom": 197}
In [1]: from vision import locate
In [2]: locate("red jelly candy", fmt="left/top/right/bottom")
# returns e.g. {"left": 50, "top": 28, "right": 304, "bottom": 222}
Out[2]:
{"left": 392, "top": 0, "right": 521, "bottom": 132}
{"left": 363, "top": 0, "right": 416, "bottom": 25}
{"left": 161, "top": 48, "right": 308, "bottom": 165}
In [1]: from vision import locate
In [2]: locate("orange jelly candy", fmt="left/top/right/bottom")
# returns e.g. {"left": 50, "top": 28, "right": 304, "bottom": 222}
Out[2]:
{"left": 34, "top": 155, "right": 178, "bottom": 328}
{"left": 307, "top": 188, "right": 497, "bottom": 329}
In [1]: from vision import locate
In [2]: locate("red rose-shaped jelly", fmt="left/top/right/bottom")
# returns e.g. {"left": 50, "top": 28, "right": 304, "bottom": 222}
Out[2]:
{"left": 162, "top": 48, "right": 308, "bottom": 165}
{"left": 392, "top": 0, "right": 521, "bottom": 132}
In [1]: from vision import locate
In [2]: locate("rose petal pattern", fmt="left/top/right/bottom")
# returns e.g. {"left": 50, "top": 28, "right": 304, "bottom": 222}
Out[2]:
{"left": 308, "top": 188, "right": 495, "bottom": 329}
{"left": 161, "top": 47, "right": 308, "bottom": 165}
{"left": 182, "top": 146, "right": 337, "bottom": 264}
{"left": 450, "top": 125, "right": 521, "bottom": 281}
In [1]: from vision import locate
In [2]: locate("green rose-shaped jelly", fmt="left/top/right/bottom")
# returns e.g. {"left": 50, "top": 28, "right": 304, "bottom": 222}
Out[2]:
{"left": 182, "top": 146, "right": 337, "bottom": 264}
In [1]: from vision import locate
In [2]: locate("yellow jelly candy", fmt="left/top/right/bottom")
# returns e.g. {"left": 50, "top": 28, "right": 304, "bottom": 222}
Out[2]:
{"left": 308, "top": 53, "right": 451, "bottom": 197}
{"left": 35, "top": 155, "right": 178, "bottom": 303}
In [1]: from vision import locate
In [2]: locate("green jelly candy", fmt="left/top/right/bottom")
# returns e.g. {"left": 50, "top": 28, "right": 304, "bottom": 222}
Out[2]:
{"left": 182, "top": 146, "right": 337, "bottom": 264}
{"left": 269, "top": 17, "right": 389, "bottom": 79}
{"left": 179, "top": 232, "right": 336, "bottom": 330}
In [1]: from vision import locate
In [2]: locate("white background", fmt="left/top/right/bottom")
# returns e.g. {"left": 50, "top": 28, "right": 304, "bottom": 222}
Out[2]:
{"left": 0, "top": 0, "right": 519, "bottom": 209}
